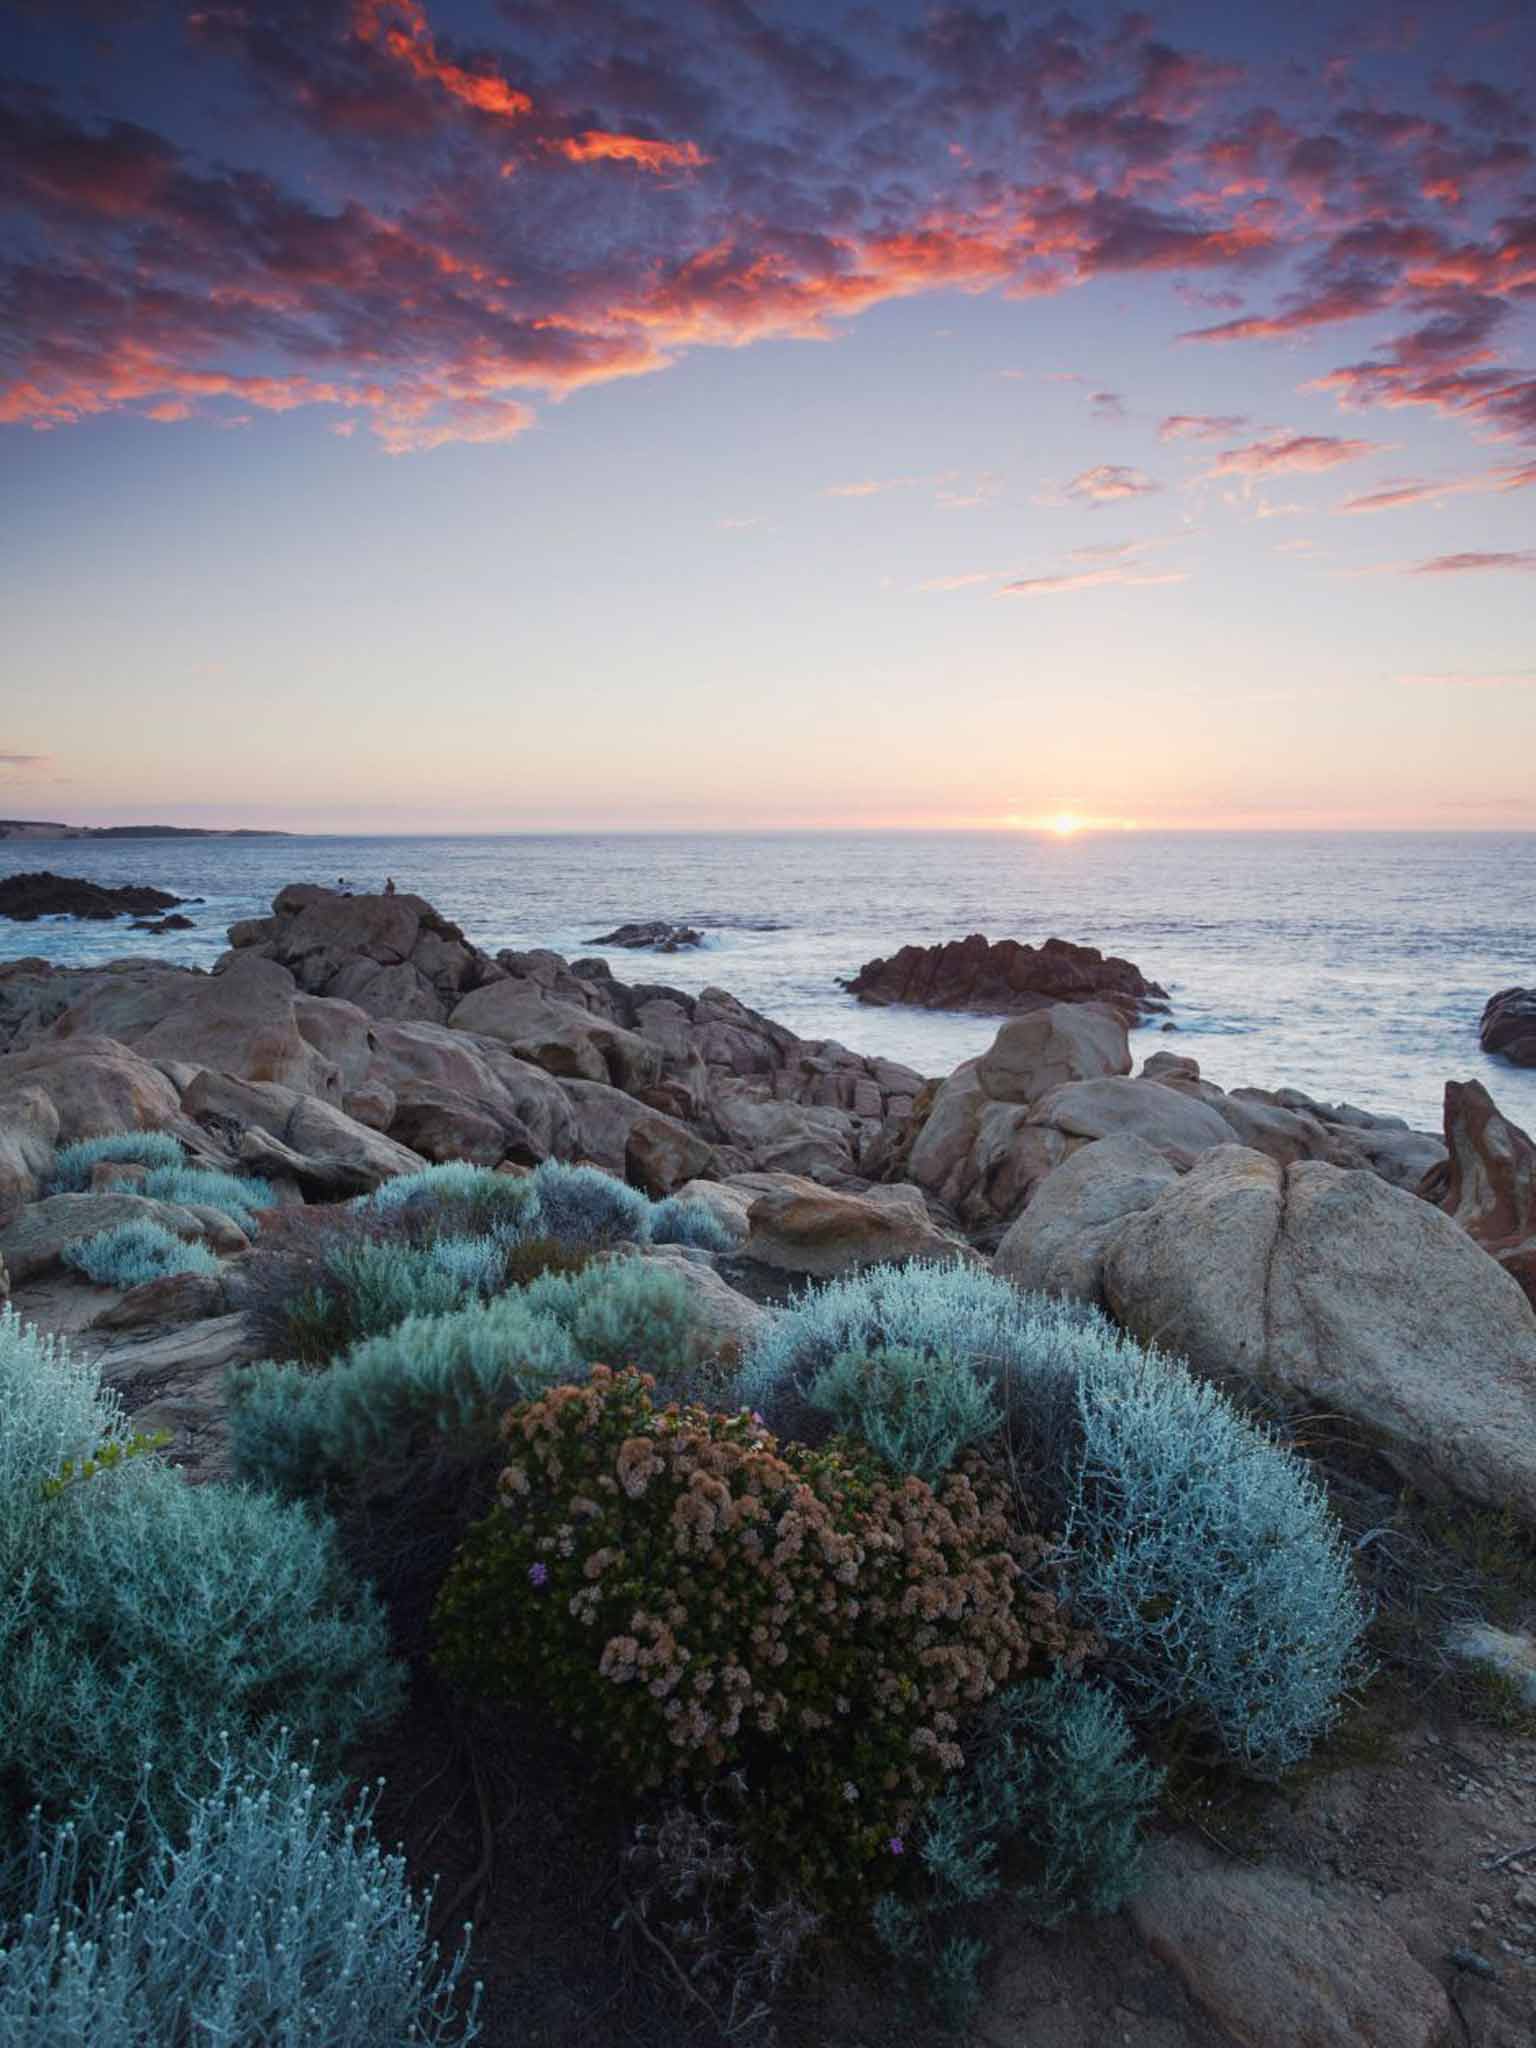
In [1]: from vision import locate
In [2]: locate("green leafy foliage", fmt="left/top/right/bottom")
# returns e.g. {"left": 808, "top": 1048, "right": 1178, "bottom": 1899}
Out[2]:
{"left": 61, "top": 1220, "right": 220, "bottom": 1288}
{"left": 432, "top": 1367, "right": 1082, "bottom": 1903}
{"left": 45, "top": 1131, "right": 185, "bottom": 1194}
{"left": 872, "top": 1672, "right": 1162, "bottom": 2026}
{"left": 0, "top": 1741, "right": 480, "bottom": 2046}
{"left": 0, "top": 1309, "right": 401, "bottom": 1868}
{"left": 809, "top": 1343, "right": 1002, "bottom": 1482}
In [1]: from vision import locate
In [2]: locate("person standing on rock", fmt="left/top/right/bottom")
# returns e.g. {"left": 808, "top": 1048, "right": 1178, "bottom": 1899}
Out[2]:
{"left": 384, "top": 877, "right": 396, "bottom": 896}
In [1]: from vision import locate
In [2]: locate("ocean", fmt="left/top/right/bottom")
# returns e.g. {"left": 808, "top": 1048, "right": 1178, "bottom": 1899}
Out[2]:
{"left": 3, "top": 831, "right": 1534, "bottom": 1135}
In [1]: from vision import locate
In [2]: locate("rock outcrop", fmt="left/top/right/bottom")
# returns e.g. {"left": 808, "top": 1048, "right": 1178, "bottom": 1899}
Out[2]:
{"left": 901, "top": 1026, "right": 1446, "bottom": 1228}
{"left": 1420, "top": 1078, "right": 1536, "bottom": 1307}
{"left": 740, "top": 1177, "right": 974, "bottom": 1278}
{"left": 1481, "top": 986, "right": 1536, "bottom": 1068}
{"left": 0, "top": 1191, "right": 248, "bottom": 1285}
{"left": 0, "top": 871, "right": 185, "bottom": 922}
{"left": 1130, "top": 1836, "right": 1455, "bottom": 2048}
{"left": 993, "top": 1134, "right": 1180, "bottom": 1305}
{"left": 844, "top": 932, "right": 1169, "bottom": 1021}
{"left": 1102, "top": 1145, "right": 1536, "bottom": 1517}
{"left": 585, "top": 921, "right": 703, "bottom": 951}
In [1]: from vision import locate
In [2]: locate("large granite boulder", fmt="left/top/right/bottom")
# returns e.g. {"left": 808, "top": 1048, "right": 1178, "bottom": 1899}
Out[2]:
{"left": 364, "top": 1020, "right": 577, "bottom": 1164}
{"left": 180, "top": 1070, "right": 425, "bottom": 1194}
{"left": 1421, "top": 1078, "right": 1536, "bottom": 1308}
{"left": 844, "top": 931, "right": 1168, "bottom": 1021}
{"left": 976, "top": 1002, "right": 1131, "bottom": 1102}
{"left": 0, "top": 1191, "right": 247, "bottom": 1285}
{"left": 1102, "top": 1145, "right": 1536, "bottom": 1518}
{"left": 1481, "top": 987, "right": 1536, "bottom": 1068}
{"left": 0, "top": 1037, "right": 184, "bottom": 1140}
{"left": 619, "top": 1247, "right": 774, "bottom": 1364}
{"left": 1130, "top": 1836, "right": 1453, "bottom": 2048}
{"left": 741, "top": 1178, "right": 974, "bottom": 1277}
{"left": 0, "top": 1082, "right": 60, "bottom": 1225}
{"left": 449, "top": 982, "right": 662, "bottom": 1094}
{"left": 994, "top": 1135, "right": 1180, "bottom": 1305}
{"left": 557, "top": 1078, "right": 715, "bottom": 1193}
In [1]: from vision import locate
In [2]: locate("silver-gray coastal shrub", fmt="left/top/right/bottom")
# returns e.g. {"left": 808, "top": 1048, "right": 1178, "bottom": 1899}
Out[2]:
{"left": 141, "top": 1163, "right": 275, "bottom": 1233}
{"left": 744, "top": 1266, "right": 1366, "bottom": 1771}
{"left": 526, "top": 1161, "right": 651, "bottom": 1246}
{"left": 62, "top": 1220, "right": 220, "bottom": 1288}
{"left": 0, "top": 1311, "right": 402, "bottom": 1860}
{"left": 228, "top": 1292, "right": 586, "bottom": 1502}
{"left": 0, "top": 1742, "right": 480, "bottom": 2047}
{"left": 649, "top": 1196, "right": 737, "bottom": 1252}
{"left": 358, "top": 1161, "right": 543, "bottom": 1240}
{"left": 45, "top": 1131, "right": 185, "bottom": 1194}
{"left": 518, "top": 1258, "right": 698, "bottom": 1372}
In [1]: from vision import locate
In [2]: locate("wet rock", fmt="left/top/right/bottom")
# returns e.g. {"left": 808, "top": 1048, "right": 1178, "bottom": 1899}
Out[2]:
{"left": 844, "top": 931, "right": 1169, "bottom": 1021}
{"left": 0, "top": 871, "right": 184, "bottom": 922}
{"left": 1481, "top": 988, "right": 1536, "bottom": 1068}
{"left": 586, "top": 920, "right": 704, "bottom": 951}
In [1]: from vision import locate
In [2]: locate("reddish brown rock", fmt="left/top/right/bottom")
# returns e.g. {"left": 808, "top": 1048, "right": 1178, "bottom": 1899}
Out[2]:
{"left": 1421, "top": 1078, "right": 1536, "bottom": 1308}
{"left": 843, "top": 931, "right": 1168, "bottom": 1021}
{"left": 1480, "top": 986, "right": 1536, "bottom": 1067}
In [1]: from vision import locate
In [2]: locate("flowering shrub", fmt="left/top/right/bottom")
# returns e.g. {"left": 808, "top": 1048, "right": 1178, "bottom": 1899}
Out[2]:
{"left": 746, "top": 1267, "right": 1367, "bottom": 1773}
{"left": 433, "top": 1367, "right": 1088, "bottom": 1900}
{"left": 62, "top": 1221, "right": 220, "bottom": 1288}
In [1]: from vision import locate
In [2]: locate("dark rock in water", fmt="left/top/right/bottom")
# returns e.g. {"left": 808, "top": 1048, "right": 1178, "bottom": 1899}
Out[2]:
{"left": 130, "top": 913, "right": 195, "bottom": 933}
{"left": 843, "top": 932, "right": 1169, "bottom": 1022}
{"left": 0, "top": 871, "right": 185, "bottom": 923}
{"left": 585, "top": 920, "right": 704, "bottom": 953}
{"left": 1481, "top": 987, "right": 1536, "bottom": 1068}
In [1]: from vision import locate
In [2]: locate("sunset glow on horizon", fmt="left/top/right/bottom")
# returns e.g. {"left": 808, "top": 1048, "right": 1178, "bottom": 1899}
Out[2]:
{"left": 3, "top": 1, "right": 1534, "bottom": 833}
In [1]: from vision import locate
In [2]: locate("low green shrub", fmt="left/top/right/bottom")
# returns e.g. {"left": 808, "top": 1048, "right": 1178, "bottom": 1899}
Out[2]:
{"left": 45, "top": 1131, "right": 185, "bottom": 1194}
{"left": 650, "top": 1196, "right": 737, "bottom": 1252}
{"left": 1, "top": 1309, "right": 402, "bottom": 1866}
{"left": 432, "top": 1367, "right": 1087, "bottom": 1902}
{"left": 61, "top": 1221, "right": 220, "bottom": 1288}
{"left": 140, "top": 1163, "right": 275, "bottom": 1233}
{"left": 744, "top": 1267, "right": 1367, "bottom": 1773}
{"left": 809, "top": 1343, "right": 1003, "bottom": 1482}
{"left": 0, "top": 1741, "right": 480, "bottom": 2046}
{"left": 358, "top": 1163, "right": 543, "bottom": 1239}
{"left": 518, "top": 1257, "right": 698, "bottom": 1373}
{"left": 872, "top": 1673, "right": 1161, "bottom": 2026}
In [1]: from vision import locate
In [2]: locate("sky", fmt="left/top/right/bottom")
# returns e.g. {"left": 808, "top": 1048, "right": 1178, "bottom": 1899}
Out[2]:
{"left": 2, "top": 0, "right": 1534, "bottom": 832}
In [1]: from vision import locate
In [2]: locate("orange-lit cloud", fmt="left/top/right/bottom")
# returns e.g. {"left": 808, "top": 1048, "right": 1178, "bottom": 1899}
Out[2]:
{"left": 353, "top": 0, "right": 533, "bottom": 121}
{"left": 554, "top": 131, "right": 708, "bottom": 174}
{"left": 1000, "top": 565, "right": 1190, "bottom": 597}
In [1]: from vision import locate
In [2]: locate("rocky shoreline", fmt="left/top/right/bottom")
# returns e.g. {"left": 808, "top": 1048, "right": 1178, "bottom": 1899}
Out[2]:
{"left": 2, "top": 879, "right": 1535, "bottom": 2048}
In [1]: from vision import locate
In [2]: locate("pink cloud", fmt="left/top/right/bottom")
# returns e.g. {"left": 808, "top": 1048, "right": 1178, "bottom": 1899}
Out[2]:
{"left": 1398, "top": 669, "right": 1536, "bottom": 685}
{"left": 1208, "top": 431, "right": 1382, "bottom": 475}
{"left": 1336, "top": 460, "right": 1536, "bottom": 511}
{"left": 1063, "top": 463, "right": 1162, "bottom": 502}
{"left": 1159, "top": 412, "right": 1249, "bottom": 439}
{"left": 1000, "top": 565, "right": 1189, "bottom": 597}
{"left": 1406, "top": 549, "right": 1536, "bottom": 574}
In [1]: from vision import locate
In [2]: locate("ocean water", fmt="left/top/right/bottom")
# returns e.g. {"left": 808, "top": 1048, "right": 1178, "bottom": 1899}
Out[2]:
{"left": 3, "top": 831, "right": 1534, "bottom": 1134}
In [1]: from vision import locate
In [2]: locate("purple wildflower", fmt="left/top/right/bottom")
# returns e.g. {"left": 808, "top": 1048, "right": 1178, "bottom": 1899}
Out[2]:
{"left": 528, "top": 1562, "right": 550, "bottom": 1588}
{"left": 888, "top": 1836, "right": 904, "bottom": 1856}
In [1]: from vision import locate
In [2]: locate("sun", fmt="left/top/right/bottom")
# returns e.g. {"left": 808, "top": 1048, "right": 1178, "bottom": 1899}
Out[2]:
{"left": 1047, "top": 811, "right": 1083, "bottom": 836}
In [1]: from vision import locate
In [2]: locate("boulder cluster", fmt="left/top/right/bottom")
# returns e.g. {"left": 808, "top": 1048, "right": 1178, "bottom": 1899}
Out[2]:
{"left": 2, "top": 880, "right": 1535, "bottom": 1527}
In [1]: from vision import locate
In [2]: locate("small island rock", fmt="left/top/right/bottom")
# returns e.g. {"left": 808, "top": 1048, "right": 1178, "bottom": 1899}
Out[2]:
{"left": 843, "top": 931, "right": 1168, "bottom": 1021}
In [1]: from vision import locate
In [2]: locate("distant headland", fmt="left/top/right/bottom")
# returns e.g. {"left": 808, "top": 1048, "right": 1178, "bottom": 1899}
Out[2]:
{"left": 0, "top": 820, "right": 292, "bottom": 840}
